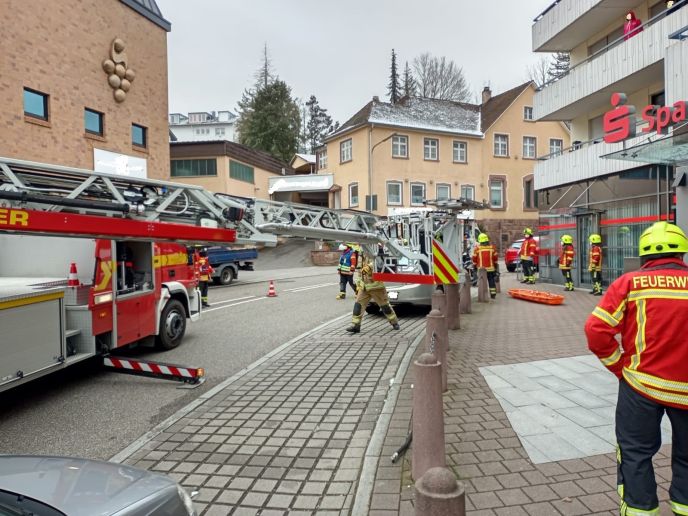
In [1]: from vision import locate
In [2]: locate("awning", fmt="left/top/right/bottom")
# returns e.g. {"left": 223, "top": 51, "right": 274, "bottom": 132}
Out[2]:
{"left": 268, "top": 174, "right": 334, "bottom": 195}
{"left": 601, "top": 131, "right": 688, "bottom": 165}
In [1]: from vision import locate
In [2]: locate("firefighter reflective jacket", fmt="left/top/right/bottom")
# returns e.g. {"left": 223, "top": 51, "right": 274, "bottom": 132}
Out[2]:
{"left": 338, "top": 249, "right": 357, "bottom": 275}
{"left": 584, "top": 257, "right": 688, "bottom": 409}
{"left": 589, "top": 244, "right": 602, "bottom": 271}
{"left": 197, "top": 257, "right": 213, "bottom": 282}
{"left": 359, "top": 262, "right": 384, "bottom": 291}
{"left": 559, "top": 244, "right": 575, "bottom": 270}
{"left": 472, "top": 244, "right": 498, "bottom": 272}
{"left": 519, "top": 236, "right": 537, "bottom": 261}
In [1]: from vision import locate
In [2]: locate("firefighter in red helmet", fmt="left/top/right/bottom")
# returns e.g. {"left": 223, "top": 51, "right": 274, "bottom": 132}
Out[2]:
{"left": 585, "top": 222, "right": 688, "bottom": 516}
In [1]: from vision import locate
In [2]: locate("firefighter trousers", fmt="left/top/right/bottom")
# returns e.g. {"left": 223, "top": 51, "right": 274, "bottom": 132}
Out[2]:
{"left": 486, "top": 270, "right": 497, "bottom": 298}
{"left": 521, "top": 259, "right": 535, "bottom": 283}
{"left": 352, "top": 287, "right": 398, "bottom": 327}
{"left": 591, "top": 270, "right": 603, "bottom": 293}
{"left": 616, "top": 380, "right": 688, "bottom": 515}
{"left": 561, "top": 268, "right": 573, "bottom": 290}
{"left": 339, "top": 273, "right": 356, "bottom": 294}
{"left": 200, "top": 281, "right": 209, "bottom": 306}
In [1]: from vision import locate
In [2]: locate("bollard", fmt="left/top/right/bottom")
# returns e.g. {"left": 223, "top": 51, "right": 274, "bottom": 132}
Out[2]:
{"left": 477, "top": 268, "right": 489, "bottom": 303}
{"left": 425, "top": 308, "right": 448, "bottom": 392}
{"left": 415, "top": 467, "right": 466, "bottom": 516}
{"left": 459, "top": 278, "right": 472, "bottom": 314}
{"left": 413, "top": 353, "right": 446, "bottom": 481}
{"left": 444, "top": 283, "right": 460, "bottom": 330}
{"left": 431, "top": 288, "right": 447, "bottom": 315}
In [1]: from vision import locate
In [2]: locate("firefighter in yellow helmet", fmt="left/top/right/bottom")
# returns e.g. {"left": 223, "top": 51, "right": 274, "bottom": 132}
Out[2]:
{"left": 585, "top": 222, "right": 688, "bottom": 516}
{"left": 472, "top": 233, "right": 498, "bottom": 299}
{"left": 559, "top": 234, "right": 575, "bottom": 291}
{"left": 346, "top": 251, "right": 400, "bottom": 333}
{"left": 519, "top": 228, "right": 538, "bottom": 284}
{"left": 588, "top": 233, "right": 603, "bottom": 295}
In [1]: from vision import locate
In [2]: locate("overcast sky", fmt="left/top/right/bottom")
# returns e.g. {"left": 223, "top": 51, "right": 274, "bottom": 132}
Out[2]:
{"left": 158, "top": 0, "right": 553, "bottom": 125}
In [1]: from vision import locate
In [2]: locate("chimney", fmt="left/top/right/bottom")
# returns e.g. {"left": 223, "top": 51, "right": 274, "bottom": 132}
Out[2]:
{"left": 482, "top": 86, "right": 492, "bottom": 105}
{"left": 372, "top": 96, "right": 380, "bottom": 103}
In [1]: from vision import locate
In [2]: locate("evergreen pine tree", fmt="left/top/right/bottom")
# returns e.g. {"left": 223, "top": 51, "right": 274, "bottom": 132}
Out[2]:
{"left": 237, "top": 80, "right": 301, "bottom": 163}
{"left": 387, "top": 49, "right": 400, "bottom": 104}
{"left": 255, "top": 43, "right": 275, "bottom": 89}
{"left": 547, "top": 52, "right": 570, "bottom": 82}
{"left": 305, "top": 95, "right": 334, "bottom": 153}
{"left": 403, "top": 61, "right": 416, "bottom": 98}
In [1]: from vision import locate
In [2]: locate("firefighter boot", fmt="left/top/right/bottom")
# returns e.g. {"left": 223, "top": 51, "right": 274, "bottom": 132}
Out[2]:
{"left": 336, "top": 292, "right": 346, "bottom": 300}
{"left": 594, "top": 282, "right": 603, "bottom": 296}
{"left": 392, "top": 322, "right": 400, "bottom": 330}
{"left": 346, "top": 324, "right": 361, "bottom": 333}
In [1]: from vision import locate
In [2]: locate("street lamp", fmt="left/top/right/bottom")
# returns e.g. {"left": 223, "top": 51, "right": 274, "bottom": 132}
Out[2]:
{"left": 367, "top": 131, "right": 401, "bottom": 212}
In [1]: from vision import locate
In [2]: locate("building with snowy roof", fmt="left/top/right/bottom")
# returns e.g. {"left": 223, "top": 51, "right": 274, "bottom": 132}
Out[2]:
{"left": 169, "top": 110, "right": 238, "bottom": 143}
{"left": 319, "top": 83, "right": 570, "bottom": 249}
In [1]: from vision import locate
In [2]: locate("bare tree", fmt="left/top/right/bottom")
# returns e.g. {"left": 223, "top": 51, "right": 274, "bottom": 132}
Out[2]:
{"left": 527, "top": 55, "right": 551, "bottom": 88}
{"left": 412, "top": 53, "right": 471, "bottom": 102}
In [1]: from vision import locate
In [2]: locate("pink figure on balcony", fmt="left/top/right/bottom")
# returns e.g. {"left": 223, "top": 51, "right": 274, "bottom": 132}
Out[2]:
{"left": 624, "top": 11, "right": 643, "bottom": 40}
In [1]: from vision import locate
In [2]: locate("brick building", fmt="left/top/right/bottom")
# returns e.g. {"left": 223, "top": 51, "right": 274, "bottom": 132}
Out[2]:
{"left": 1, "top": 0, "right": 171, "bottom": 179}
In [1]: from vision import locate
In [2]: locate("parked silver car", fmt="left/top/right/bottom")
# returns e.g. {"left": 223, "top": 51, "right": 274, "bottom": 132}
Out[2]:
{"left": 0, "top": 455, "right": 196, "bottom": 516}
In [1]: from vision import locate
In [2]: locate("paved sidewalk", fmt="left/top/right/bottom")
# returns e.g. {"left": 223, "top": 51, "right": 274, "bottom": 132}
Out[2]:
{"left": 114, "top": 312, "right": 426, "bottom": 515}
{"left": 370, "top": 274, "right": 675, "bottom": 516}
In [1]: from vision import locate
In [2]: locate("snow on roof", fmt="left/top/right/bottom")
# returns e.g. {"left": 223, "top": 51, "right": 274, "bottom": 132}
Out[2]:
{"left": 295, "top": 153, "right": 316, "bottom": 163}
{"left": 368, "top": 97, "right": 482, "bottom": 137}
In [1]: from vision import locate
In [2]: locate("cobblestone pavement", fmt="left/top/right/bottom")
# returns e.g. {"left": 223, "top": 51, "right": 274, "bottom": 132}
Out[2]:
{"left": 114, "top": 312, "right": 426, "bottom": 515}
{"left": 370, "top": 274, "right": 675, "bottom": 516}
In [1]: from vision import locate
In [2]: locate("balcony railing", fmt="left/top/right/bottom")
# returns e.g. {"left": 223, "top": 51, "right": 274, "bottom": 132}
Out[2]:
{"left": 537, "top": 0, "right": 688, "bottom": 92}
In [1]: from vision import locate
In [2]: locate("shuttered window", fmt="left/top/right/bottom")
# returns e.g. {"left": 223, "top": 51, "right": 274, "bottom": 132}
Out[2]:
{"left": 230, "top": 160, "right": 255, "bottom": 183}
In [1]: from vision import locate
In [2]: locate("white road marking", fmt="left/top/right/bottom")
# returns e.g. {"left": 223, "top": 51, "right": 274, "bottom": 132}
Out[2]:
{"left": 203, "top": 297, "right": 264, "bottom": 313}
{"left": 205, "top": 283, "right": 337, "bottom": 313}
{"left": 205, "top": 295, "right": 255, "bottom": 307}
{"left": 283, "top": 282, "right": 338, "bottom": 293}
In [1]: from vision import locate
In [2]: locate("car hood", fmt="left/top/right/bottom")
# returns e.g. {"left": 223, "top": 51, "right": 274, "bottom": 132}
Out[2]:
{"left": 0, "top": 455, "right": 176, "bottom": 516}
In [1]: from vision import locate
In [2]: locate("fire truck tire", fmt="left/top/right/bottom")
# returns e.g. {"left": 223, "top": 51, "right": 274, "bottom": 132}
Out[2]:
{"left": 156, "top": 299, "right": 186, "bottom": 350}
{"left": 365, "top": 303, "right": 382, "bottom": 315}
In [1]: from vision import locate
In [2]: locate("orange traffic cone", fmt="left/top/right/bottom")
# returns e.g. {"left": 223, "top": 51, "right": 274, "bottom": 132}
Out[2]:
{"left": 267, "top": 280, "right": 277, "bottom": 297}
{"left": 67, "top": 262, "right": 79, "bottom": 287}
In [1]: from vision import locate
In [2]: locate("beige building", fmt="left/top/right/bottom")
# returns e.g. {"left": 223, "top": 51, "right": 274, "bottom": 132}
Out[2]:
{"left": 1, "top": 0, "right": 171, "bottom": 179}
{"left": 170, "top": 141, "right": 293, "bottom": 200}
{"left": 320, "top": 83, "right": 570, "bottom": 248}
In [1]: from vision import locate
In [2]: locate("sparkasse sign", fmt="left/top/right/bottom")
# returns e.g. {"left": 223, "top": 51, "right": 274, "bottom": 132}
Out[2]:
{"left": 603, "top": 92, "right": 688, "bottom": 144}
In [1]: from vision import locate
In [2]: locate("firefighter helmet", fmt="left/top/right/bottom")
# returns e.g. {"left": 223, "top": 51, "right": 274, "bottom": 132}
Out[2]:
{"left": 589, "top": 234, "right": 602, "bottom": 244}
{"left": 638, "top": 222, "right": 688, "bottom": 257}
{"left": 561, "top": 234, "right": 573, "bottom": 245}
{"left": 478, "top": 233, "right": 490, "bottom": 244}
{"left": 523, "top": 228, "right": 533, "bottom": 236}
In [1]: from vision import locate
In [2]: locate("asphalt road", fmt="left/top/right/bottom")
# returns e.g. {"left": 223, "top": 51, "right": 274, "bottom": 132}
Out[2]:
{"left": 0, "top": 267, "right": 353, "bottom": 460}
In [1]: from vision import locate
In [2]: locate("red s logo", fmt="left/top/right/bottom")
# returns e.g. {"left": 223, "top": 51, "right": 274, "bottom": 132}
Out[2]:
{"left": 603, "top": 93, "right": 637, "bottom": 144}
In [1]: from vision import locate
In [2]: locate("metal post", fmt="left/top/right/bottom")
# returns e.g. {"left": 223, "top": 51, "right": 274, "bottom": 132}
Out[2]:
{"left": 412, "top": 353, "right": 446, "bottom": 481}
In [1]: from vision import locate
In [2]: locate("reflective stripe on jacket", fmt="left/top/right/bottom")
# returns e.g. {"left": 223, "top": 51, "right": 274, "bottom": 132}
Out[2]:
{"left": 472, "top": 244, "right": 498, "bottom": 272}
{"left": 589, "top": 244, "right": 602, "bottom": 271}
{"left": 584, "top": 257, "right": 688, "bottom": 409}
{"left": 338, "top": 249, "right": 356, "bottom": 275}
{"left": 197, "top": 257, "right": 213, "bottom": 281}
{"left": 360, "top": 263, "right": 384, "bottom": 291}
{"left": 519, "top": 237, "right": 537, "bottom": 260}
{"left": 559, "top": 244, "right": 575, "bottom": 270}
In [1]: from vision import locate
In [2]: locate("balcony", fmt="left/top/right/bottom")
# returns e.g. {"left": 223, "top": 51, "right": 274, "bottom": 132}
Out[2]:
{"left": 533, "top": 0, "right": 642, "bottom": 52}
{"left": 534, "top": 6, "right": 688, "bottom": 121}
{"left": 534, "top": 133, "right": 650, "bottom": 190}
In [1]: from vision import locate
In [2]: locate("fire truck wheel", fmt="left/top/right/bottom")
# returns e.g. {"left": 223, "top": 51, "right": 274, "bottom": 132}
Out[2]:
{"left": 156, "top": 299, "right": 186, "bottom": 350}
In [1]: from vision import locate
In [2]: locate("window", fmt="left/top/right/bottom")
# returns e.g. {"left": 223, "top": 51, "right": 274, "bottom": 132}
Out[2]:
{"left": 489, "top": 177, "right": 505, "bottom": 209}
{"left": 23, "top": 88, "right": 49, "bottom": 120}
{"left": 318, "top": 149, "right": 328, "bottom": 170}
{"left": 424, "top": 138, "right": 438, "bottom": 161}
{"left": 523, "top": 176, "right": 538, "bottom": 209}
{"left": 523, "top": 136, "right": 537, "bottom": 159}
{"left": 215, "top": 127, "right": 225, "bottom": 136}
{"left": 132, "top": 124, "right": 147, "bottom": 148}
{"left": 589, "top": 115, "right": 605, "bottom": 141}
{"left": 452, "top": 141, "right": 467, "bottom": 163}
{"left": 230, "top": 160, "right": 255, "bottom": 183}
{"left": 460, "top": 185, "right": 475, "bottom": 200}
{"left": 340, "top": 139, "right": 352, "bottom": 163}
{"left": 436, "top": 184, "right": 451, "bottom": 201}
{"left": 349, "top": 183, "right": 359, "bottom": 207}
{"left": 524, "top": 106, "right": 534, "bottom": 121}
{"left": 387, "top": 181, "right": 402, "bottom": 205}
{"left": 392, "top": 135, "right": 408, "bottom": 158}
{"left": 549, "top": 138, "right": 564, "bottom": 156}
{"left": 494, "top": 134, "right": 509, "bottom": 157}
{"left": 587, "top": 26, "right": 624, "bottom": 56}
{"left": 410, "top": 183, "right": 426, "bottom": 205}
{"left": 84, "top": 108, "right": 104, "bottom": 136}
{"left": 170, "top": 159, "right": 217, "bottom": 177}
